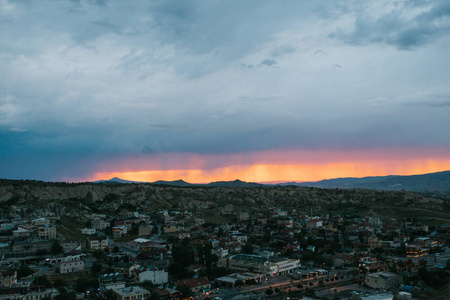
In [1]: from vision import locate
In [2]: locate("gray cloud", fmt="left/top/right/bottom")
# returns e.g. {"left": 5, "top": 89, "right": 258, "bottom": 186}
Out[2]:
{"left": 0, "top": 0, "right": 450, "bottom": 180}
{"left": 329, "top": 1, "right": 450, "bottom": 49}
{"left": 403, "top": 94, "right": 450, "bottom": 108}
{"left": 260, "top": 59, "right": 278, "bottom": 67}
{"left": 270, "top": 45, "right": 298, "bottom": 58}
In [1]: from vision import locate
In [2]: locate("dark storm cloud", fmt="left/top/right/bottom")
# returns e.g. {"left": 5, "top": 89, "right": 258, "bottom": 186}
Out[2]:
{"left": 0, "top": 0, "right": 450, "bottom": 180}
{"left": 329, "top": 1, "right": 450, "bottom": 49}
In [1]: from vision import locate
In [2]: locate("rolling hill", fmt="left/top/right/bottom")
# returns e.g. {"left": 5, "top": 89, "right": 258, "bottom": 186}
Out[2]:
{"left": 286, "top": 170, "right": 450, "bottom": 193}
{"left": 94, "top": 170, "right": 450, "bottom": 193}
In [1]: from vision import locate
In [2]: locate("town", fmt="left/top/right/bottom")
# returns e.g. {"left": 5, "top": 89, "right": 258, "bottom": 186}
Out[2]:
{"left": 0, "top": 193, "right": 449, "bottom": 300}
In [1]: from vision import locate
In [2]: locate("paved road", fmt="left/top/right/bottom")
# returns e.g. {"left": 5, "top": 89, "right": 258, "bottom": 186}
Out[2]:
{"left": 219, "top": 273, "right": 355, "bottom": 300}
{"left": 316, "top": 283, "right": 360, "bottom": 297}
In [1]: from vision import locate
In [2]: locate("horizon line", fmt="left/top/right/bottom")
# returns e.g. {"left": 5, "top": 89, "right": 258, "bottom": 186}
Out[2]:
{"left": 2, "top": 169, "right": 449, "bottom": 185}
{"left": 85, "top": 168, "right": 449, "bottom": 184}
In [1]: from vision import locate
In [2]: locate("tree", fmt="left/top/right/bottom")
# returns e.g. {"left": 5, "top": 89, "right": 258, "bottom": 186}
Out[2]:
{"left": 172, "top": 244, "right": 194, "bottom": 268}
{"left": 197, "top": 243, "right": 214, "bottom": 268}
{"left": 129, "top": 223, "right": 139, "bottom": 236}
{"left": 55, "top": 287, "right": 76, "bottom": 300}
{"left": 372, "top": 247, "right": 384, "bottom": 255}
{"left": 205, "top": 243, "right": 214, "bottom": 268}
{"left": 139, "top": 280, "right": 156, "bottom": 292}
{"left": 92, "top": 261, "right": 102, "bottom": 274}
{"left": 92, "top": 249, "right": 107, "bottom": 261}
{"left": 178, "top": 284, "right": 193, "bottom": 298}
{"left": 406, "top": 259, "right": 415, "bottom": 272}
{"left": 32, "top": 275, "right": 51, "bottom": 288}
{"left": 234, "top": 280, "right": 244, "bottom": 288}
{"left": 51, "top": 240, "right": 64, "bottom": 255}
{"left": 54, "top": 279, "right": 66, "bottom": 288}
{"left": 103, "top": 289, "right": 115, "bottom": 299}
{"left": 75, "top": 278, "right": 88, "bottom": 293}
{"left": 242, "top": 243, "right": 254, "bottom": 254}
{"left": 169, "top": 243, "right": 195, "bottom": 279}
{"left": 150, "top": 291, "right": 161, "bottom": 300}
{"left": 304, "top": 288, "right": 316, "bottom": 298}
{"left": 284, "top": 248, "right": 294, "bottom": 258}
{"left": 17, "top": 265, "right": 35, "bottom": 279}
{"left": 418, "top": 259, "right": 427, "bottom": 268}
{"left": 263, "top": 232, "right": 272, "bottom": 243}
{"left": 392, "top": 289, "right": 400, "bottom": 300}
{"left": 36, "top": 249, "right": 48, "bottom": 257}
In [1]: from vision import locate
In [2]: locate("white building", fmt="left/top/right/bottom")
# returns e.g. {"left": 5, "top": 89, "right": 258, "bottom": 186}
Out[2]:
{"left": 134, "top": 268, "right": 168, "bottom": 285}
{"left": 365, "top": 272, "right": 399, "bottom": 290}
{"left": 31, "top": 217, "right": 50, "bottom": 226}
{"left": 38, "top": 225, "right": 56, "bottom": 240}
{"left": 100, "top": 273, "right": 126, "bottom": 290}
{"left": 47, "top": 253, "right": 82, "bottom": 265}
{"left": 12, "top": 227, "right": 30, "bottom": 238}
{"left": 92, "top": 218, "right": 110, "bottom": 230}
{"left": 112, "top": 286, "right": 150, "bottom": 300}
{"left": 87, "top": 236, "right": 108, "bottom": 250}
{"left": 228, "top": 255, "right": 301, "bottom": 276}
{"left": 112, "top": 226, "right": 127, "bottom": 238}
{"left": 58, "top": 260, "right": 84, "bottom": 274}
{"left": 306, "top": 219, "right": 323, "bottom": 229}
{"left": 81, "top": 228, "right": 96, "bottom": 235}
{"left": 367, "top": 217, "right": 382, "bottom": 227}
{"left": 231, "top": 234, "right": 248, "bottom": 244}
{"left": 138, "top": 224, "right": 153, "bottom": 236}
{"left": 212, "top": 247, "right": 229, "bottom": 259}
{"left": 276, "top": 211, "right": 288, "bottom": 217}
{"left": 266, "top": 257, "right": 301, "bottom": 276}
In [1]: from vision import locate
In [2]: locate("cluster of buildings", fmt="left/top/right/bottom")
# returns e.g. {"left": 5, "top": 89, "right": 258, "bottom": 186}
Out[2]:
{"left": 0, "top": 204, "right": 447, "bottom": 299}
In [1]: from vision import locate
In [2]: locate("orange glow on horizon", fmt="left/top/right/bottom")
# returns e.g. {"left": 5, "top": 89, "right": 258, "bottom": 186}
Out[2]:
{"left": 88, "top": 158, "right": 450, "bottom": 184}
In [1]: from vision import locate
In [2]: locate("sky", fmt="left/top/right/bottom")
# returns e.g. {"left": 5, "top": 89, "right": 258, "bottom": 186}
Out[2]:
{"left": 1, "top": 0, "right": 450, "bottom": 183}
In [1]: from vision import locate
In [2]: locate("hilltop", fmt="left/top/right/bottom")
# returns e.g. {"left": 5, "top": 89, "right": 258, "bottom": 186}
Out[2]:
{"left": 287, "top": 170, "right": 450, "bottom": 193}
{"left": 92, "top": 170, "right": 450, "bottom": 193}
{"left": 0, "top": 179, "right": 448, "bottom": 226}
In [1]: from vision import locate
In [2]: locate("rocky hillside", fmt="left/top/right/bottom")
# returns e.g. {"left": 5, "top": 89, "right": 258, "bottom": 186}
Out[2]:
{"left": 0, "top": 179, "right": 448, "bottom": 223}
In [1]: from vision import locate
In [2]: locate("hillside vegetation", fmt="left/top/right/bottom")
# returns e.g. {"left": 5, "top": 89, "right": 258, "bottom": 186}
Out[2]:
{"left": 0, "top": 179, "right": 448, "bottom": 226}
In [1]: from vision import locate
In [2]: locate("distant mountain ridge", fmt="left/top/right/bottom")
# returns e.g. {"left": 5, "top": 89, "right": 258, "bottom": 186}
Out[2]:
{"left": 152, "top": 179, "right": 192, "bottom": 187}
{"left": 207, "top": 179, "right": 265, "bottom": 188}
{"left": 283, "top": 170, "right": 450, "bottom": 193}
{"left": 94, "top": 170, "right": 450, "bottom": 192}
{"left": 93, "top": 177, "right": 144, "bottom": 184}
{"left": 95, "top": 178, "right": 264, "bottom": 188}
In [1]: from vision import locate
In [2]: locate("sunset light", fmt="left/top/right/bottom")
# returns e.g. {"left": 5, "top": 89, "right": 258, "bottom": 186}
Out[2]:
{"left": 87, "top": 148, "right": 450, "bottom": 183}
